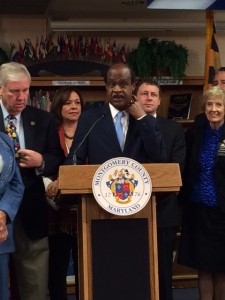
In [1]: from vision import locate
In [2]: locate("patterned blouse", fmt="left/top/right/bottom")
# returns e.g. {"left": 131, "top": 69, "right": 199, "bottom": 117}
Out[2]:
{"left": 192, "top": 124, "right": 224, "bottom": 206}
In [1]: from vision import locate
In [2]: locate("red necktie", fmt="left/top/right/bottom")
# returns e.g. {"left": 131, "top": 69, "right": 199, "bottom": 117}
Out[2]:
{"left": 5, "top": 115, "right": 21, "bottom": 157}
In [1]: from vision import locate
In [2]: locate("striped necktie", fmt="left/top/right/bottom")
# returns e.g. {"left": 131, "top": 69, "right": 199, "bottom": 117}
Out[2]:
{"left": 5, "top": 115, "right": 20, "bottom": 157}
{"left": 115, "top": 111, "right": 124, "bottom": 150}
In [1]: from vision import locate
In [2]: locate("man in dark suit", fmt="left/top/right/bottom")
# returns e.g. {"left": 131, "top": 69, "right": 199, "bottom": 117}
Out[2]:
{"left": 0, "top": 62, "right": 64, "bottom": 300}
{"left": 61, "top": 62, "right": 167, "bottom": 300}
{"left": 134, "top": 80, "right": 186, "bottom": 300}
{"left": 66, "top": 63, "right": 167, "bottom": 165}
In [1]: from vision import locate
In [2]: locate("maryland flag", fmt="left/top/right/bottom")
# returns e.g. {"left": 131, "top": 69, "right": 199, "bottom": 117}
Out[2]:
{"left": 204, "top": 10, "right": 221, "bottom": 91}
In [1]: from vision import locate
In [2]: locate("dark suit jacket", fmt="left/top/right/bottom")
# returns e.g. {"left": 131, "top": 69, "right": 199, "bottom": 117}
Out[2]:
{"left": 66, "top": 103, "right": 167, "bottom": 165}
{"left": 179, "top": 121, "right": 225, "bottom": 213}
{"left": 156, "top": 116, "right": 186, "bottom": 228}
{"left": 0, "top": 105, "right": 64, "bottom": 239}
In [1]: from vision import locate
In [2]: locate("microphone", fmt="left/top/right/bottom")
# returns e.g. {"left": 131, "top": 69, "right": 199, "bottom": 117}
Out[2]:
{"left": 72, "top": 113, "right": 105, "bottom": 165}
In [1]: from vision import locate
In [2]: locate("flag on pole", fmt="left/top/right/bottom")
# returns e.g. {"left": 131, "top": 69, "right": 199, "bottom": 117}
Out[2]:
{"left": 204, "top": 10, "right": 221, "bottom": 91}
{"left": 10, "top": 43, "right": 19, "bottom": 62}
{"left": 18, "top": 42, "right": 24, "bottom": 63}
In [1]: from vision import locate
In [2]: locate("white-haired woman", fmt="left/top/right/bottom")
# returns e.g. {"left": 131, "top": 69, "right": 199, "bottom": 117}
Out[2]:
{"left": 179, "top": 86, "right": 225, "bottom": 300}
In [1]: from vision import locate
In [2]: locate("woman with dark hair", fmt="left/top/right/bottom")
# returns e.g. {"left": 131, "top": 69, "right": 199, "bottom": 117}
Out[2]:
{"left": 50, "top": 86, "right": 84, "bottom": 155}
{"left": 45, "top": 86, "right": 83, "bottom": 300}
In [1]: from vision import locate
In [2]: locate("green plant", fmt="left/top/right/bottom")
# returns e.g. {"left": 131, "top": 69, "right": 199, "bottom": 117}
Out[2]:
{"left": 128, "top": 37, "right": 189, "bottom": 82}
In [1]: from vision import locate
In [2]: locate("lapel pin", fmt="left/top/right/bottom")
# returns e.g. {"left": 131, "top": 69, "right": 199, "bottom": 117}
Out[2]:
{"left": 31, "top": 121, "right": 35, "bottom": 126}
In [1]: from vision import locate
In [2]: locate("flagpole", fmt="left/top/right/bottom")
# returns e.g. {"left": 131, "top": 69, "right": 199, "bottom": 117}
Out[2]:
{"left": 204, "top": 10, "right": 213, "bottom": 91}
{"left": 203, "top": 10, "right": 221, "bottom": 91}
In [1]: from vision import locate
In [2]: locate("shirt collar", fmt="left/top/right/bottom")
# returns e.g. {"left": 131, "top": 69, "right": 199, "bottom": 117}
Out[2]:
{"left": 0, "top": 99, "right": 21, "bottom": 121}
{"left": 109, "top": 103, "right": 128, "bottom": 119}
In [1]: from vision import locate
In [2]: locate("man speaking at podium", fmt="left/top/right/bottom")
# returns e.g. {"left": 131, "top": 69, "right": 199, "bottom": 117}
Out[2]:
{"left": 62, "top": 62, "right": 167, "bottom": 300}
{"left": 66, "top": 62, "right": 167, "bottom": 165}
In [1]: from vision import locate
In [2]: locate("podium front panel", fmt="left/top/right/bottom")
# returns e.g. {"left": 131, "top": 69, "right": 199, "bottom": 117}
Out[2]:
{"left": 58, "top": 163, "right": 182, "bottom": 300}
{"left": 91, "top": 218, "right": 151, "bottom": 300}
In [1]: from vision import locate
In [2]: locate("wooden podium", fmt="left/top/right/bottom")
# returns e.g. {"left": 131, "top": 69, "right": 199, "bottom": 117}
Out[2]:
{"left": 58, "top": 163, "right": 182, "bottom": 300}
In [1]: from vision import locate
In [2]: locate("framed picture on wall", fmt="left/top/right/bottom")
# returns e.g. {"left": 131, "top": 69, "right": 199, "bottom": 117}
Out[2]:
{"left": 168, "top": 93, "right": 192, "bottom": 120}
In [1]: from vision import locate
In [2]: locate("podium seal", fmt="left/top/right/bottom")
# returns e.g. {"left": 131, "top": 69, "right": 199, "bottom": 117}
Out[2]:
{"left": 92, "top": 157, "right": 152, "bottom": 216}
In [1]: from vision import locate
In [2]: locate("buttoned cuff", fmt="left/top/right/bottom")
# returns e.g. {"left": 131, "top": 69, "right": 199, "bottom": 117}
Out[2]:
{"left": 35, "top": 160, "right": 45, "bottom": 175}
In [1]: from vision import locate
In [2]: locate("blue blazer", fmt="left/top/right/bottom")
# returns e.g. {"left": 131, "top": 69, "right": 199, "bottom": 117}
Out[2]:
{"left": 0, "top": 132, "right": 24, "bottom": 254}
{"left": 0, "top": 105, "right": 65, "bottom": 239}
{"left": 66, "top": 103, "right": 167, "bottom": 165}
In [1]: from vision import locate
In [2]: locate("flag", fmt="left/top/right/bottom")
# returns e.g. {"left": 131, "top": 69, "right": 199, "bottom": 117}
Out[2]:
{"left": 18, "top": 41, "right": 24, "bottom": 63}
{"left": 56, "top": 35, "right": 61, "bottom": 53}
{"left": 118, "top": 45, "right": 126, "bottom": 63}
{"left": 39, "top": 36, "right": 47, "bottom": 59}
{"left": 45, "top": 35, "right": 55, "bottom": 54}
{"left": 95, "top": 38, "right": 102, "bottom": 59}
{"left": 112, "top": 41, "right": 118, "bottom": 61}
{"left": 35, "top": 38, "right": 40, "bottom": 60}
{"left": 80, "top": 36, "right": 86, "bottom": 57}
{"left": 73, "top": 36, "right": 82, "bottom": 58}
{"left": 64, "top": 34, "right": 72, "bottom": 57}
{"left": 10, "top": 43, "right": 19, "bottom": 62}
{"left": 104, "top": 38, "right": 112, "bottom": 62}
{"left": 73, "top": 35, "right": 79, "bottom": 58}
{"left": 23, "top": 39, "right": 34, "bottom": 59}
{"left": 204, "top": 10, "right": 221, "bottom": 91}
{"left": 89, "top": 38, "right": 96, "bottom": 57}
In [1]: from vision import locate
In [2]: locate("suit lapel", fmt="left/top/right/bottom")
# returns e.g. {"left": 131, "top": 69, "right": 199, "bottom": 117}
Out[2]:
{"left": 22, "top": 109, "right": 37, "bottom": 149}
{"left": 102, "top": 104, "right": 123, "bottom": 151}
{"left": 0, "top": 107, "right": 6, "bottom": 133}
{"left": 124, "top": 116, "right": 136, "bottom": 150}
{"left": 0, "top": 136, "right": 14, "bottom": 188}
{"left": 0, "top": 106, "right": 37, "bottom": 149}
{"left": 157, "top": 116, "right": 167, "bottom": 138}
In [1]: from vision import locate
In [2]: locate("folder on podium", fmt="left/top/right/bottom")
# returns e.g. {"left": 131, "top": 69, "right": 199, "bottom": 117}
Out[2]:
{"left": 58, "top": 163, "right": 182, "bottom": 300}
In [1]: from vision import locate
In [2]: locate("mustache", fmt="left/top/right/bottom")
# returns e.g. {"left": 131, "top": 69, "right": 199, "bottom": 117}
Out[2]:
{"left": 112, "top": 94, "right": 125, "bottom": 99}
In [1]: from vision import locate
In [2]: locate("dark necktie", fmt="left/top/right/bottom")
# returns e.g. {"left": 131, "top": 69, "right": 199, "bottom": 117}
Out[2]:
{"left": 5, "top": 115, "right": 20, "bottom": 157}
{"left": 115, "top": 111, "right": 124, "bottom": 150}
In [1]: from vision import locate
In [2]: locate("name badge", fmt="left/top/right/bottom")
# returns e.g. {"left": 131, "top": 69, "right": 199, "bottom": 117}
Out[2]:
{"left": 217, "top": 140, "right": 225, "bottom": 156}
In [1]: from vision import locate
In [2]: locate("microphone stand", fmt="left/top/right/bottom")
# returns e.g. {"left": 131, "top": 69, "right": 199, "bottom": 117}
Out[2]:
{"left": 72, "top": 114, "right": 105, "bottom": 165}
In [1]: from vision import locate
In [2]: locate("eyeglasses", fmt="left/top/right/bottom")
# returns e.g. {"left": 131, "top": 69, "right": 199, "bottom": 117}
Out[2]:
{"left": 3, "top": 87, "right": 30, "bottom": 96}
